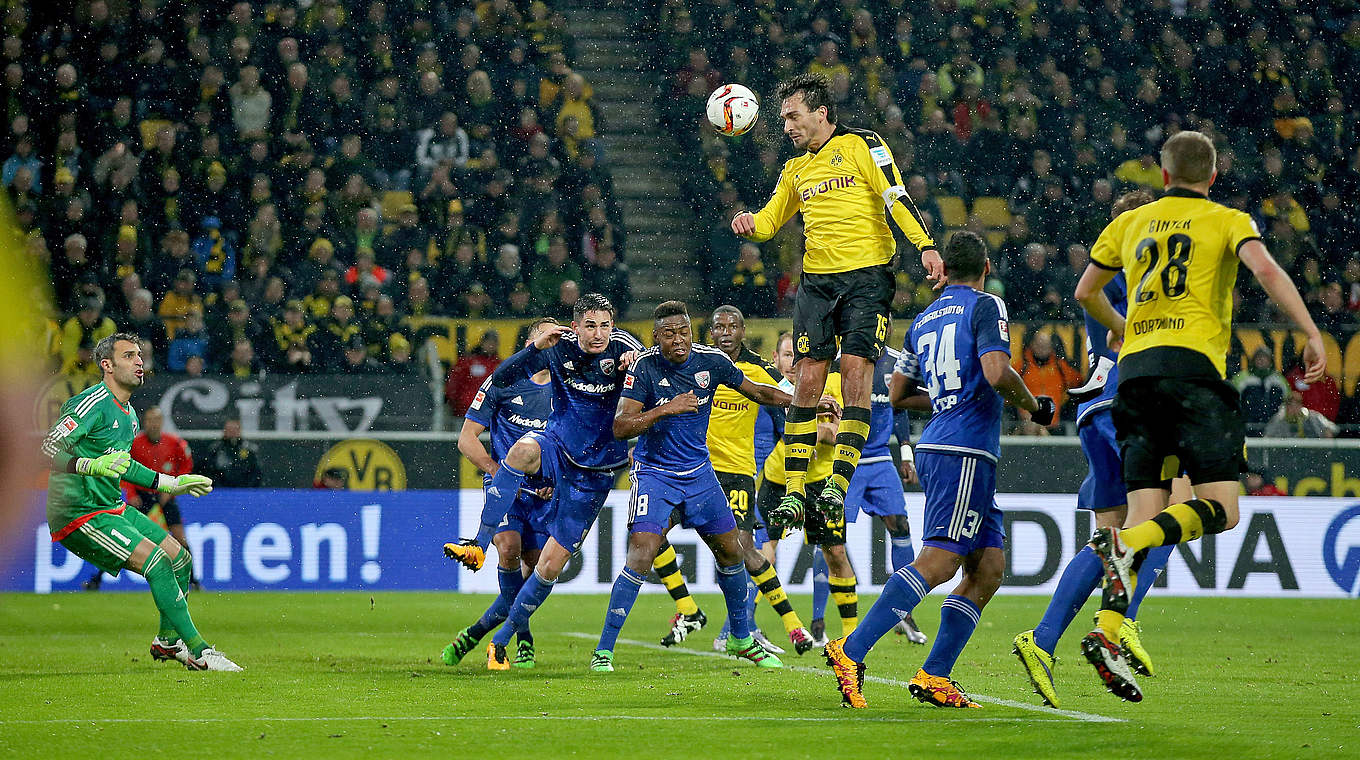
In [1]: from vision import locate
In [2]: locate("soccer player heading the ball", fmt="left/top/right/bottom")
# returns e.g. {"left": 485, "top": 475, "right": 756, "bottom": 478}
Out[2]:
{"left": 731, "top": 73, "right": 942, "bottom": 542}
{"left": 40, "top": 334, "right": 239, "bottom": 671}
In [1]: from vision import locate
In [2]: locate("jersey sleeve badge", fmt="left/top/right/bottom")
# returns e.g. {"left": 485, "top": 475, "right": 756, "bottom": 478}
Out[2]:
{"left": 623, "top": 373, "right": 635, "bottom": 389}
{"left": 60, "top": 416, "right": 78, "bottom": 434}
{"left": 869, "top": 145, "right": 892, "bottom": 166}
{"left": 470, "top": 390, "right": 486, "bottom": 410}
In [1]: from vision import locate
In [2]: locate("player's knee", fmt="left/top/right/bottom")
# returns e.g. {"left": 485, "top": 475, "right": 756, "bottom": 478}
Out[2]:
{"left": 912, "top": 547, "right": 962, "bottom": 588}
{"left": 969, "top": 551, "right": 1005, "bottom": 595}
{"left": 493, "top": 533, "right": 522, "bottom": 567}
{"left": 506, "top": 438, "right": 541, "bottom": 471}
{"left": 626, "top": 534, "right": 663, "bottom": 571}
{"left": 159, "top": 534, "right": 185, "bottom": 558}
{"left": 822, "top": 544, "right": 852, "bottom": 575}
{"left": 882, "top": 515, "right": 911, "bottom": 538}
{"left": 1094, "top": 508, "right": 1125, "bottom": 530}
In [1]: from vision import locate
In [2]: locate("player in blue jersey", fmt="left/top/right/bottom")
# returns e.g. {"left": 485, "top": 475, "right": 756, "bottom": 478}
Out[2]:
{"left": 442, "top": 318, "right": 557, "bottom": 669}
{"left": 591, "top": 301, "right": 796, "bottom": 671}
{"left": 443, "top": 293, "right": 643, "bottom": 669}
{"left": 1013, "top": 191, "right": 1179, "bottom": 707}
{"left": 824, "top": 231, "right": 1054, "bottom": 709}
{"left": 840, "top": 340, "right": 928, "bottom": 645}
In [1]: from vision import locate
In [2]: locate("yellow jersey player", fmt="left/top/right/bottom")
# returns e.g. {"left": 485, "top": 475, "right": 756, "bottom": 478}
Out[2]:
{"left": 732, "top": 73, "right": 941, "bottom": 545}
{"left": 1074, "top": 130, "right": 1325, "bottom": 702}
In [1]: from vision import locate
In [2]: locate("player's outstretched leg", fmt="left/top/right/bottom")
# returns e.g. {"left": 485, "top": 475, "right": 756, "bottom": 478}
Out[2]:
{"left": 653, "top": 540, "right": 707, "bottom": 647}
{"left": 448, "top": 440, "right": 545, "bottom": 571}
{"left": 826, "top": 563, "right": 934, "bottom": 708}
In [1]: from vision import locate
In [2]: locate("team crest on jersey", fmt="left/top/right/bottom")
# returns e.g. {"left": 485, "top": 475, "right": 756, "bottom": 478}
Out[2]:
{"left": 797, "top": 335, "right": 810, "bottom": 354}
{"left": 695, "top": 371, "right": 711, "bottom": 388}
{"left": 599, "top": 358, "right": 616, "bottom": 375}
{"left": 829, "top": 148, "right": 844, "bottom": 166}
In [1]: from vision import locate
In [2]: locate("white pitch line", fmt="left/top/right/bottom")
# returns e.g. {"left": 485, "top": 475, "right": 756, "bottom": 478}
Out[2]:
{"left": 563, "top": 632, "right": 1124, "bottom": 724}
{"left": 0, "top": 715, "right": 1076, "bottom": 726}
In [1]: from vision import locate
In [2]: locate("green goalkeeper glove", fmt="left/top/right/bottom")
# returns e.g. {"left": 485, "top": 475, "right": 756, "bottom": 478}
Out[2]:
{"left": 75, "top": 451, "right": 131, "bottom": 478}
{"left": 157, "top": 474, "right": 214, "bottom": 497}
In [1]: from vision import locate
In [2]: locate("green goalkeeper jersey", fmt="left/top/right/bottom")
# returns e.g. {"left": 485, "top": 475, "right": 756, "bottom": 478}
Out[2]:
{"left": 41, "top": 382, "right": 160, "bottom": 536}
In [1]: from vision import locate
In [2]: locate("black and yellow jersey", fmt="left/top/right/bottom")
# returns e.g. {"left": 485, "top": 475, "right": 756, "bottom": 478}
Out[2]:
{"left": 1089, "top": 187, "right": 1261, "bottom": 381}
{"left": 762, "top": 372, "right": 842, "bottom": 485}
{"left": 748, "top": 125, "right": 935, "bottom": 275}
{"left": 709, "top": 346, "right": 793, "bottom": 477}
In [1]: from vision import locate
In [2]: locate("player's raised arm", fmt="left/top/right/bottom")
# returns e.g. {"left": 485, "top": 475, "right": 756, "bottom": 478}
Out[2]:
{"left": 732, "top": 168, "right": 798, "bottom": 241}
{"left": 489, "top": 325, "right": 563, "bottom": 386}
{"left": 735, "top": 378, "right": 792, "bottom": 407}
{"left": 852, "top": 132, "right": 942, "bottom": 285}
{"left": 1238, "top": 239, "right": 1326, "bottom": 382}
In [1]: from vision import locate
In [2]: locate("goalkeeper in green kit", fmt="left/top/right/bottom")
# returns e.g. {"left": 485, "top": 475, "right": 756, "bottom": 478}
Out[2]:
{"left": 41, "top": 333, "right": 242, "bottom": 671}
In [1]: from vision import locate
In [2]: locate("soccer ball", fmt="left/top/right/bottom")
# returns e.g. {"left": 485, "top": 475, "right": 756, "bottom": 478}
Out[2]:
{"left": 707, "top": 84, "right": 760, "bottom": 137}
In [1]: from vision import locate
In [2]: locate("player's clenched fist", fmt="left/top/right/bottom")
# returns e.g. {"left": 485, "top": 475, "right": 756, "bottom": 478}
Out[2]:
{"left": 533, "top": 323, "right": 571, "bottom": 349}
{"left": 662, "top": 391, "right": 701, "bottom": 415}
{"left": 731, "top": 211, "right": 756, "bottom": 237}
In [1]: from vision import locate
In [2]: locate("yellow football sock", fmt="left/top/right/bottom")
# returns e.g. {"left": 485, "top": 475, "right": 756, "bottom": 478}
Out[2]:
{"left": 783, "top": 406, "right": 818, "bottom": 498}
{"left": 752, "top": 559, "right": 804, "bottom": 634}
{"left": 652, "top": 542, "right": 698, "bottom": 616}
{"left": 1096, "top": 609, "right": 1125, "bottom": 640}
{"left": 829, "top": 574, "right": 858, "bottom": 636}
{"left": 829, "top": 407, "right": 871, "bottom": 494}
{"left": 1121, "top": 499, "right": 1227, "bottom": 553}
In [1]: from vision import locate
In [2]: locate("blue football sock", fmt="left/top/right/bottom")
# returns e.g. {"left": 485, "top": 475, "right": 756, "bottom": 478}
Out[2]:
{"left": 597, "top": 567, "right": 645, "bottom": 652}
{"left": 715, "top": 562, "right": 750, "bottom": 640}
{"left": 468, "top": 566, "right": 524, "bottom": 639}
{"left": 474, "top": 464, "right": 527, "bottom": 550}
{"left": 746, "top": 578, "right": 759, "bottom": 632}
{"left": 811, "top": 546, "right": 830, "bottom": 622}
{"left": 493, "top": 569, "right": 554, "bottom": 647}
{"left": 921, "top": 594, "right": 982, "bottom": 678}
{"left": 844, "top": 565, "right": 930, "bottom": 661}
{"left": 1032, "top": 545, "right": 1102, "bottom": 654}
{"left": 889, "top": 533, "right": 916, "bottom": 572}
{"left": 1127, "top": 545, "right": 1172, "bottom": 620}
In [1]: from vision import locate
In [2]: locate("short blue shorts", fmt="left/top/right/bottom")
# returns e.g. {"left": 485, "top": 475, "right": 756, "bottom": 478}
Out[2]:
{"left": 1078, "top": 411, "right": 1127, "bottom": 512}
{"left": 628, "top": 464, "right": 737, "bottom": 538}
{"left": 917, "top": 451, "right": 1004, "bottom": 556}
{"left": 526, "top": 430, "right": 618, "bottom": 553}
{"left": 497, "top": 491, "right": 552, "bottom": 552}
{"left": 843, "top": 459, "right": 907, "bottom": 522}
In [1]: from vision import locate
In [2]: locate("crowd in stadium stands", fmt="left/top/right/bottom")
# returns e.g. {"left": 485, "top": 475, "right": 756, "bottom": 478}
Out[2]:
{"left": 6, "top": 0, "right": 631, "bottom": 388}
{"left": 651, "top": 0, "right": 1360, "bottom": 433}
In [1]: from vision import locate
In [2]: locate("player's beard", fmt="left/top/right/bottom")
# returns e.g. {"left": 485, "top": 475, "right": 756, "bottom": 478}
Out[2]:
{"left": 118, "top": 366, "right": 144, "bottom": 388}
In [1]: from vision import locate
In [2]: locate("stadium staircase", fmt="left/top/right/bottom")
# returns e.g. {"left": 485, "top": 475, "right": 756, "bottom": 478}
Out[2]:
{"left": 563, "top": 0, "right": 701, "bottom": 316}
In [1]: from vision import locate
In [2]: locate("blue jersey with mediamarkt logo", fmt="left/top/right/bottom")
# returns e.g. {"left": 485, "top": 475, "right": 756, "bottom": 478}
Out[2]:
{"left": 491, "top": 329, "right": 643, "bottom": 470}
{"left": 466, "top": 374, "right": 552, "bottom": 460}
{"left": 622, "top": 345, "right": 747, "bottom": 473}
{"left": 862, "top": 347, "right": 911, "bottom": 462}
{"left": 899, "top": 284, "right": 1011, "bottom": 463}
{"left": 1076, "top": 273, "right": 1127, "bottom": 427}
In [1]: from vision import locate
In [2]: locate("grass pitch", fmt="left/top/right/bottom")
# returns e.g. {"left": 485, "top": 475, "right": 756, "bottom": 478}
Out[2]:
{"left": 1, "top": 591, "right": 1355, "bottom": 759}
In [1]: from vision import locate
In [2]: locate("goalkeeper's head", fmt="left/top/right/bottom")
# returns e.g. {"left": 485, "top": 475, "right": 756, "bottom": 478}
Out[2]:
{"left": 94, "top": 332, "right": 145, "bottom": 390}
{"left": 941, "top": 230, "right": 990, "bottom": 288}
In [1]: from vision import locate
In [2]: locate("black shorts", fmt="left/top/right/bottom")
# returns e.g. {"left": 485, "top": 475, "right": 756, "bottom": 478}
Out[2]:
{"left": 717, "top": 471, "right": 759, "bottom": 533}
{"left": 756, "top": 478, "right": 846, "bottom": 546}
{"left": 136, "top": 496, "right": 182, "bottom": 528}
{"left": 1112, "top": 377, "right": 1246, "bottom": 491}
{"left": 793, "top": 265, "right": 895, "bottom": 362}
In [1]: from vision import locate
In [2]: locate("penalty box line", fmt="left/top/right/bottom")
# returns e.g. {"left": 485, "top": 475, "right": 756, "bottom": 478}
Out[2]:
{"left": 564, "top": 632, "right": 1124, "bottom": 724}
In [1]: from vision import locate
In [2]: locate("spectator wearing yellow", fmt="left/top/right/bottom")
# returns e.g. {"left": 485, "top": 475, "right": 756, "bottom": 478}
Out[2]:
{"left": 552, "top": 73, "right": 597, "bottom": 140}
{"left": 61, "top": 298, "right": 116, "bottom": 375}
{"left": 158, "top": 270, "right": 203, "bottom": 339}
